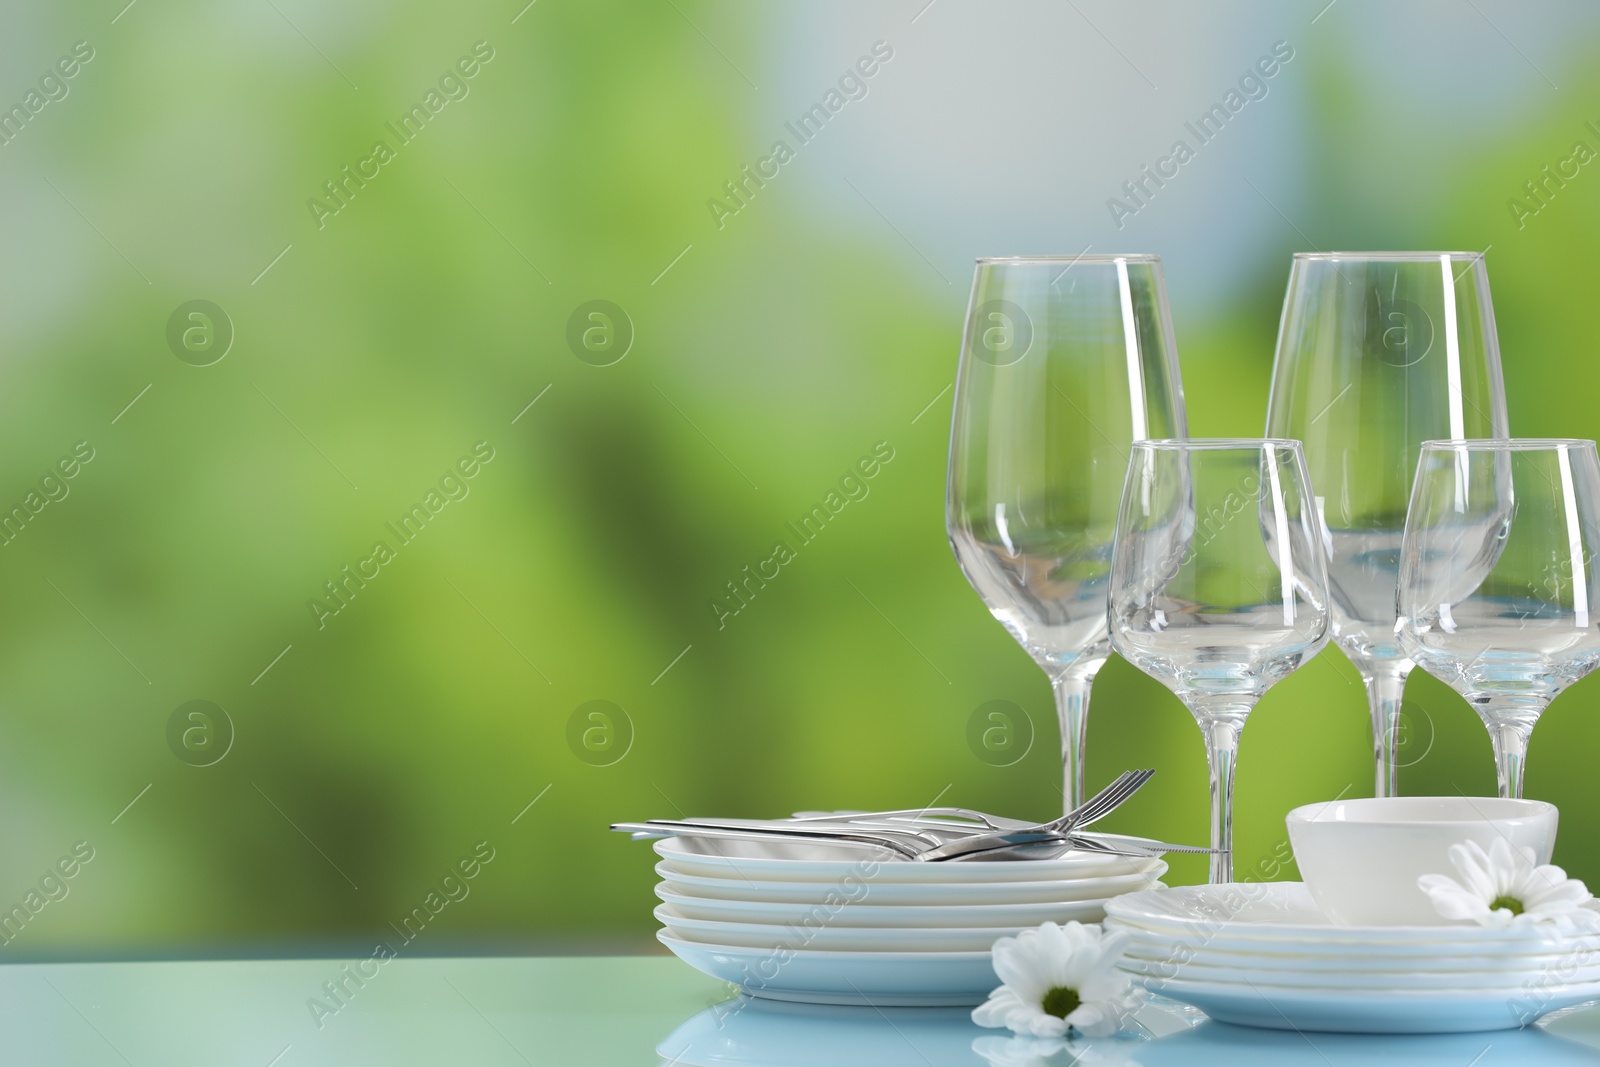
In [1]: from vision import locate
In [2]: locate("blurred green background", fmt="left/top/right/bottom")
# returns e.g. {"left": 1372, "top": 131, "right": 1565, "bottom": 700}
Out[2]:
{"left": 1, "top": 0, "right": 1598, "bottom": 959}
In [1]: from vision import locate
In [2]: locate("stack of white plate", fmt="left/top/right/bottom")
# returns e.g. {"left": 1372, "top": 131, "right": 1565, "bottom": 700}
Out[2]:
{"left": 1106, "top": 882, "right": 1600, "bottom": 1033}
{"left": 654, "top": 835, "right": 1167, "bottom": 1006}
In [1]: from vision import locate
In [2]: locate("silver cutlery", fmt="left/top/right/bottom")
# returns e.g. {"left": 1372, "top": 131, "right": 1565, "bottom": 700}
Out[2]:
{"left": 787, "top": 768, "right": 1154, "bottom": 835}
{"left": 612, "top": 818, "right": 1164, "bottom": 861}
{"left": 613, "top": 768, "right": 1222, "bottom": 860}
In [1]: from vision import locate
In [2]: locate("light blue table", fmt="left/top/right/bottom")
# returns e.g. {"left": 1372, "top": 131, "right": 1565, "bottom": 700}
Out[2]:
{"left": 11, "top": 955, "right": 1600, "bottom": 1065}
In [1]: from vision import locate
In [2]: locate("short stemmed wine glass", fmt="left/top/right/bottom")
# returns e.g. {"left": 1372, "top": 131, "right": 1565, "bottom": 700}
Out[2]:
{"left": 1397, "top": 439, "right": 1600, "bottom": 798}
{"left": 1108, "top": 440, "right": 1330, "bottom": 883}
{"left": 947, "top": 255, "right": 1187, "bottom": 813}
{"left": 1266, "top": 252, "right": 1507, "bottom": 798}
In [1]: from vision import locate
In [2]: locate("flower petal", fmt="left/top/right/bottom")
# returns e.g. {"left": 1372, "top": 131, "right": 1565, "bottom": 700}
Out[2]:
{"left": 1067, "top": 1002, "right": 1118, "bottom": 1038}
{"left": 1520, "top": 864, "right": 1593, "bottom": 912}
{"left": 1448, "top": 840, "right": 1499, "bottom": 901}
{"left": 1055, "top": 925, "right": 1103, "bottom": 988}
{"left": 1015, "top": 1006, "right": 1068, "bottom": 1039}
{"left": 973, "top": 986, "right": 1029, "bottom": 1029}
{"left": 991, "top": 935, "right": 1048, "bottom": 1002}
{"left": 1419, "top": 873, "right": 1489, "bottom": 922}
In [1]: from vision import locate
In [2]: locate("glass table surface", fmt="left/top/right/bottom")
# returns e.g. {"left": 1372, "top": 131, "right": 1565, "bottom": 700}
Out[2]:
{"left": 9, "top": 954, "right": 1600, "bottom": 1065}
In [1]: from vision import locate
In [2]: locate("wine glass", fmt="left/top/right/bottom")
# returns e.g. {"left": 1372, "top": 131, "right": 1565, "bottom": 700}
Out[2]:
{"left": 947, "top": 255, "right": 1187, "bottom": 813}
{"left": 1397, "top": 439, "right": 1600, "bottom": 798}
{"left": 1265, "top": 252, "right": 1508, "bottom": 797}
{"left": 1107, "top": 440, "right": 1330, "bottom": 883}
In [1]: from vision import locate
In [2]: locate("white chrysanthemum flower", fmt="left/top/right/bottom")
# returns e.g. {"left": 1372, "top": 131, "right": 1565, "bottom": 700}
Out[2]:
{"left": 972, "top": 921, "right": 1145, "bottom": 1039}
{"left": 1417, "top": 838, "right": 1593, "bottom": 927}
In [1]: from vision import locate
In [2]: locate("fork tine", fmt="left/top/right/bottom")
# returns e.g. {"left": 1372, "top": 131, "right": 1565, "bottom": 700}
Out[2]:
{"left": 1058, "top": 769, "right": 1151, "bottom": 829}
{"left": 1057, "top": 772, "right": 1146, "bottom": 831}
{"left": 1065, "top": 771, "right": 1137, "bottom": 822}
{"left": 1103, "top": 766, "right": 1153, "bottom": 803}
{"left": 1068, "top": 768, "right": 1155, "bottom": 829}
{"left": 1090, "top": 768, "right": 1150, "bottom": 811}
{"left": 1057, "top": 783, "right": 1132, "bottom": 831}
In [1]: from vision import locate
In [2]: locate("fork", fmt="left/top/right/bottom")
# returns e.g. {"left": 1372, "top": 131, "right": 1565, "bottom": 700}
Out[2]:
{"left": 639, "top": 770, "right": 1152, "bottom": 856}
{"left": 613, "top": 769, "right": 1216, "bottom": 861}
{"left": 787, "top": 768, "right": 1154, "bottom": 836}
{"left": 912, "top": 770, "right": 1161, "bottom": 861}
{"left": 838, "top": 769, "right": 1220, "bottom": 856}
{"left": 613, "top": 818, "right": 1165, "bottom": 861}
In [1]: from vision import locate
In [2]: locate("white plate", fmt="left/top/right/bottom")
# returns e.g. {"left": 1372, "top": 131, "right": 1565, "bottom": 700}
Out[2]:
{"left": 1119, "top": 933, "right": 1600, "bottom": 975}
{"left": 655, "top": 884, "right": 1146, "bottom": 928}
{"left": 655, "top": 836, "right": 1164, "bottom": 884}
{"left": 1111, "top": 918, "right": 1600, "bottom": 959}
{"left": 656, "top": 904, "right": 1047, "bottom": 952}
{"left": 1140, "top": 975, "right": 1600, "bottom": 1033}
{"left": 1106, "top": 882, "right": 1592, "bottom": 948}
{"left": 656, "top": 861, "right": 1166, "bottom": 905}
{"left": 1119, "top": 954, "right": 1600, "bottom": 990}
{"left": 656, "top": 932, "right": 998, "bottom": 1006}
{"left": 1112, "top": 918, "right": 1600, "bottom": 959}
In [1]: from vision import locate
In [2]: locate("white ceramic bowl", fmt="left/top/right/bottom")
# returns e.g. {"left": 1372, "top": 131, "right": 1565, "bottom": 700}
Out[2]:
{"left": 1285, "top": 796, "right": 1558, "bottom": 926}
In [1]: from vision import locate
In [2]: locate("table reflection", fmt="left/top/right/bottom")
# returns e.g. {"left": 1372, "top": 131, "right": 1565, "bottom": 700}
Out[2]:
{"left": 1135, "top": 1020, "right": 1600, "bottom": 1067}
{"left": 654, "top": 995, "right": 1195, "bottom": 1067}
{"left": 656, "top": 995, "right": 1600, "bottom": 1067}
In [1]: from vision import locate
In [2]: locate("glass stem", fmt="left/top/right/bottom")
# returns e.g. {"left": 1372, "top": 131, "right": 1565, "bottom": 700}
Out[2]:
{"left": 1051, "top": 666, "right": 1100, "bottom": 816}
{"left": 1488, "top": 720, "right": 1531, "bottom": 800}
{"left": 1202, "top": 717, "right": 1243, "bottom": 884}
{"left": 1365, "top": 664, "right": 1410, "bottom": 799}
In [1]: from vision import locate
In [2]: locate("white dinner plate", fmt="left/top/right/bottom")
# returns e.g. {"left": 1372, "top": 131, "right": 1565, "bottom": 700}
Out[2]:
{"left": 656, "top": 861, "right": 1166, "bottom": 906}
{"left": 1118, "top": 933, "right": 1600, "bottom": 975}
{"left": 1111, "top": 919, "right": 1600, "bottom": 959}
{"left": 1119, "top": 954, "right": 1600, "bottom": 990}
{"left": 1107, "top": 882, "right": 1595, "bottom": 948}
{"left": 656, "top": 904, "right": 1042, "bottom": 952}
{"left": 1140, "top": 975, "right": 1600, "bottom": 1033}
{"left": 656, "top": 932, "right": 999, "bottom": 1005}
{"left": 655, "top": 884, "right": 1144, "bottom": 928}
{"left": 655, "top": 836, "right": 1164, "bottom": 884}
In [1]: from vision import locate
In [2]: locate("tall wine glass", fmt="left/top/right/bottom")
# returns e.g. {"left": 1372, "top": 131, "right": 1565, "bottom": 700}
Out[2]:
{"left": 1108, "top": 440, "right": 1330, "bottom": 883}
{"left": 947, "top": 255, "right": 1187, "bottom": 813}
{"left": 1397, "top": 440, "right": 1600, "bottom": 798}
{"left": 1265, "top": 252, "right": 1507, "bottom": 797}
